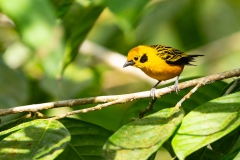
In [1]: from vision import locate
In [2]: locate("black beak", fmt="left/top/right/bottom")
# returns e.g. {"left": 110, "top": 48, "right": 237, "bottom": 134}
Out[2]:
{"left": 123, "top": 60, "right": 135, "bottom": 68}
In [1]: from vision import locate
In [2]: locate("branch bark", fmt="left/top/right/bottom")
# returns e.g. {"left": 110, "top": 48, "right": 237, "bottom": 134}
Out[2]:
{"left": 0, "top": 68, "right": 240, "bottom": 117}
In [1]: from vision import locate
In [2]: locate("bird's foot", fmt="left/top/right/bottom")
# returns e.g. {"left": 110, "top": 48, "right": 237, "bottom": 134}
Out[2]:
{"left": 173, "top": 83, "right": 179, "bottom": 93}
{"left": 173, "top": 75, "right": 180, "bottom": 93}
{"left": 150, "top": 88, "right": 157, "bottom": 100}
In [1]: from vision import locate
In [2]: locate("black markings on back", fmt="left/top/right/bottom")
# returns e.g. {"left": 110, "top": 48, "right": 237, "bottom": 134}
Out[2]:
{"left": 140, "top": 54, "right": 148, "bottom": 63}
{"left": 150, "top": 45, "right": 202, "bottom": 65}
{"left": 151, "top": 45, "right": 184, "bottom": 61}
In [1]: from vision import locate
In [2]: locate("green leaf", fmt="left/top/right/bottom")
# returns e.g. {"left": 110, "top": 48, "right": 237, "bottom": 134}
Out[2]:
{"left": 172, "top": 92, "right": 240, "bottom": 160}
{"left": 221, "top": 79, "right": 240, "bottom": 96}
{"left": 185, "top": 147, "right": 206, "bottom": 160}
{"left": 103, "top": 107, "right": 183, "bottom": 160}
{"left": 186, "top": 147, "right": 222, "bottom": 160}
{"left": 199, "top": 148, "right": 222, "bottom": 160}
{"left": 49, "top": 0, "right": 74, "bottom": 18}
{"left": 56, "top": 118, "right": 112, "bottom": 160}
{"left": 211, "top": 128, "right": 240, "bottom": 156}
{"left": 105, "top": 0, "right": 148, "bottom": 40}
{"left": 40, "top": 65, "right": 94, "bottom": 99}
{"left": 135, "top": 0, "right": 189, "bottom": 44}
{"left": 0, "top": 0, "right": 57, "bottom": 49}
{"left": 0, "top": 119, "right": 70, "bottom": 159}
{"left": 0, "top": 0, "right": 64, "bottom": 76}
{"left": 221, "top": 147, "right": 240, "bottom": 160}
{"left": 0, "top": 25, "right": 18, "bottom": 53}
{"left": 0, "top": 115, "right": 31, "bottom": 133}
{"left": 0, "top": 60, "right": 29, "bottom": 108}
{"left": 59, "top": 0, "right": 104, "bottom": 76}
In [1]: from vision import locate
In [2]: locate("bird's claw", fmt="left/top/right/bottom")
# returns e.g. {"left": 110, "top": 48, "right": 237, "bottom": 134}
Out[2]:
{"left": 173, "top": 76, "right": 180, "bottom": 93}
{"left": 173, "top": 84, "right": 179, "bottom": 93}
{"left": 150, "top": 88, "right": 157, "bottom": 99}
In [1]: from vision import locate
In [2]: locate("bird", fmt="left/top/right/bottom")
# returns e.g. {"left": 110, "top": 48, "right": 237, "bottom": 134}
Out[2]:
{"left": 123, "top": 45, "right": 203, "bottom": 99}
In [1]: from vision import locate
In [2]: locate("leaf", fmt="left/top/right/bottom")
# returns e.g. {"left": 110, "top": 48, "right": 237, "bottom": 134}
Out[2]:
{"left": 49, "top": 0, "right": 74, "bottom": 18}
{"left": 106, "top": 0, "right": 148, "bottom": 41}
{"left": 0, "top": 115, "right": 31, "bottom": 133}
{"left": 0, "top": 0, "right": 57, "bottom": 49}
{"left": 0, "top": 0, "right": 64, "bottom": 76}
{"left": 199, "top": 148, "right": 222, "bottom": 160}
{"left": 221, "top": 79, "right": 240, "bottom": 95}
{"left": 186, "top": 147, "right": 222, "bottom": 160}
{"left": 221, "top": 147, "right": 240, "bottom": 160}
{"left": 40, "top": 65, "right": 94, "bottom": 99}
{"left": 56, "top": 118, "right": 112, "bottom": 160}
{"left": 0, "top": 25, "right": 18, "bottom": 53}
{"left": 135, "top": 0, "right": 189, "bottom": 44}
{"left": 59, "top": 0, "right": 104, "bottom": 76}
{"left": 0, "top": 60, "right": 29, "bottom": 108}
{"left": 103, "top": 107, "right": 184, "bottom": 160}
{"left": 211, "top": 128, "right": 240, "bottom": 156}
{"left": 0, "top": 119, "right": 70, "bottom": 159}
{"left": 185, "top": 147, "right": 206, "bottom": 160}
{"left": 172, "top": 92, "right": 240, "bottom": 160}
{"left": 0, "top": 116, "right": 28, "bottom": 141}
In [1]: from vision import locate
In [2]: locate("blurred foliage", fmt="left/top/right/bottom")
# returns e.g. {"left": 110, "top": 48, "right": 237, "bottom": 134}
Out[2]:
{"left": 0, "top": 0, "right": 240, "bottom": 159}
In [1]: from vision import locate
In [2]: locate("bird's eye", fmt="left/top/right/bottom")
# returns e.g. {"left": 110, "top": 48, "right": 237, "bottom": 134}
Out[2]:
{"left": 134, "top": 56, "right": 138, "bottom": 61}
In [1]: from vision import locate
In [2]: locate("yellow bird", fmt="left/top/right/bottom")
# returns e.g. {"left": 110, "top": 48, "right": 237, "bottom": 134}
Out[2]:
{"left": 123, "top": 45, "right": 203, "bottom": 98}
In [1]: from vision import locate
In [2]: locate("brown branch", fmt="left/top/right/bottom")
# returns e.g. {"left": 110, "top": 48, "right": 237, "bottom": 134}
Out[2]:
{"left": 0, "top": 68, "right": 240, "bottom": 117}
{"left": 50, "top": 100, "right": 122, "bottom": 120}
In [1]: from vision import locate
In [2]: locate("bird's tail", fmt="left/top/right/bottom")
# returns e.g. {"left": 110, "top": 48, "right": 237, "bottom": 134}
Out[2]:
{"left": 186, "top": 55, "right": 204, "bottom": 66}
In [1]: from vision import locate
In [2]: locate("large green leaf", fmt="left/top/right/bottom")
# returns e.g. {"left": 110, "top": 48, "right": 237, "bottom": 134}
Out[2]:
{"left": 103, "top": 107, "right": 183, "bottom": 160}
{"left": 59, "top": 0, "right": 104, "bottom": 76}
{"left": 185, "top": 147, "right": 222, "bottom": 160}
{"left": 0, "top": 60, "right": 29, "bottom": 109}
{"left": 221, "top": 147, "right": 240, "bottom": 160}
{"left": 0, "top": 119, "right": 70, "bottom": 159}
{"left": 57, "top": 118, "right": 112, "bottom": 160}
{"left": 0, "top": 58, "right": 29, "bottom": 126}
{"left": 198, "top": 148, "right": 222, "bottom": 160}
{"left": 211, "top": 127, "right": 240, "bottom": 156}
{"left": 172, "top": 92, "right": 240, "bottom": 160}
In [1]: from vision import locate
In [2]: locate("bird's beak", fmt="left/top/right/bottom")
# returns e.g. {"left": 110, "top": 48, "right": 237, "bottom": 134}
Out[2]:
{"left": 123, "top": 60, "right": 135, "bottom": 68}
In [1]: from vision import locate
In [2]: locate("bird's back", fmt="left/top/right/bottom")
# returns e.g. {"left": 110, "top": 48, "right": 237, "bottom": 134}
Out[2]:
{"left": 150, "top": 45, "right": 203, "bottom": 66}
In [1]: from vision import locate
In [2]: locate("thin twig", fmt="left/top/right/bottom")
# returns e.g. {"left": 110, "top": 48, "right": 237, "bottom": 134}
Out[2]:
{"left": 175, "top": 83, "right": 203, "bottom": 109}
{"left": 0, "top": 68, "right": 239, "bottom": 117}
{"left": 224, "top": 78, "right": 240, "bottom": 95}
{"left": 49, "top": 100, "right": 121, "bottom": 120}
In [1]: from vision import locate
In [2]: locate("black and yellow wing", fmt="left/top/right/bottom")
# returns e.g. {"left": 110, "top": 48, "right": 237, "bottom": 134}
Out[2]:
{"left": 150, "top": 45, "right": 203, "bottom": 65}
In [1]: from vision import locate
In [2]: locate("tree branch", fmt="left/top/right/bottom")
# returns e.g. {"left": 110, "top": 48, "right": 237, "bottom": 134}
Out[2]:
{"left": 0, "top": 68, "right": 240, "bottom": 117}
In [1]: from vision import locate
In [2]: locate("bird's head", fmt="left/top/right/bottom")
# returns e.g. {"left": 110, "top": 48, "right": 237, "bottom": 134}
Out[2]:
{"left": 123, "top": 45, "right": 152, "bottom": 69}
